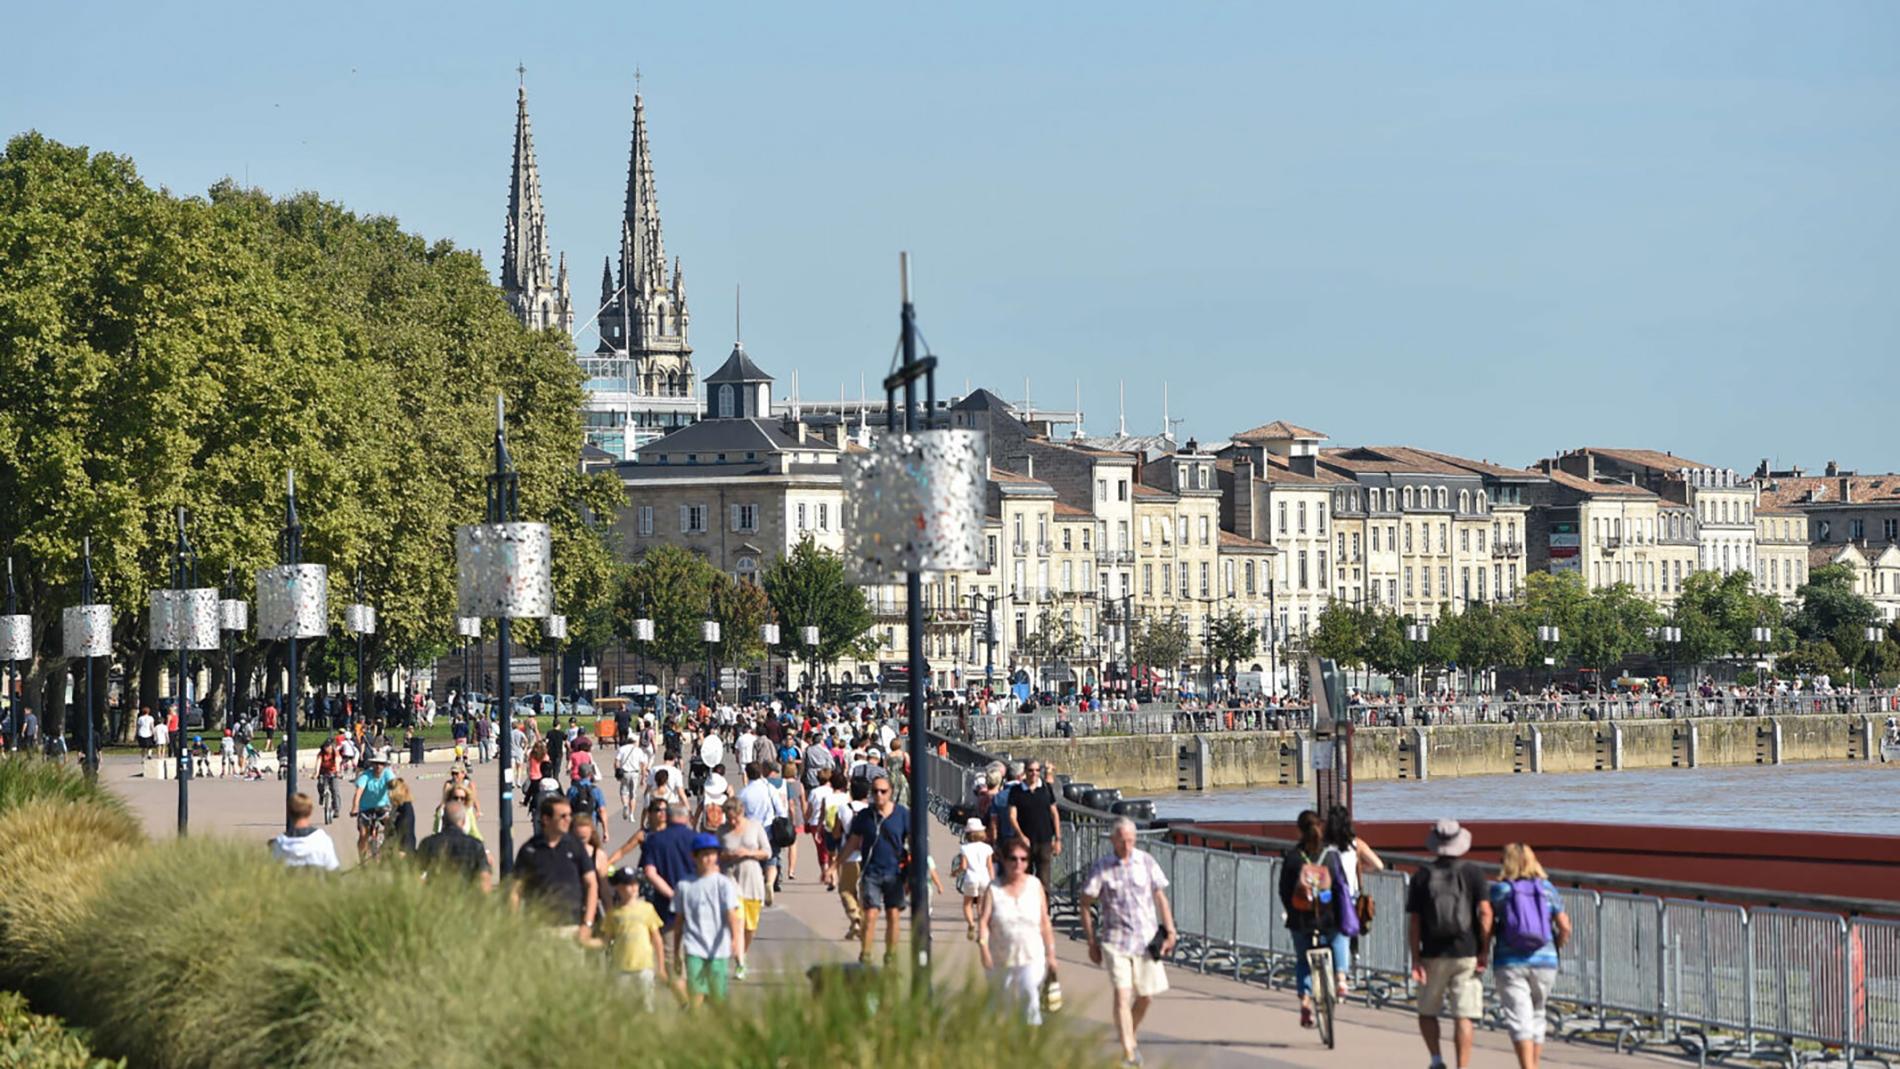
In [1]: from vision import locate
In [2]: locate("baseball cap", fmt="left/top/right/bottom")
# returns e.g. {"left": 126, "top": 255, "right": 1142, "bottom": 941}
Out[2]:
{"left": 691, "top": 832, "right": 721, "bottom": 853}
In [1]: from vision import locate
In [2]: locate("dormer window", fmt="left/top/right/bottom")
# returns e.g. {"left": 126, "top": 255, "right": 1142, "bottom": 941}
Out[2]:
{"left": 718, "top": 385, "right": 735, "bottom": 418}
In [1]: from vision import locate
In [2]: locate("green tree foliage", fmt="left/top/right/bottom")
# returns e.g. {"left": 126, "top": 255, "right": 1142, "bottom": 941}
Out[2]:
{"left": 1573, "top": 584, "right": 1659, "bottom": 671}
{"left": 1130, "top": 611, "right": 1191, "bottom": 675}
{"left": 1308, "top": 601, "right": 1366, "bottom": 667}
{"left": 758, "top": 537, "right": 873, "bottom": 673}
{"left": 1207, "top": 610, "right": 1260, "bottom": 677}
{"left": 1791, "top": 564, "right": 1876, "bottom": 645}
{"left": 615, "top": 545, "right": 718, "bottom": 686}
{"left": 0, "top": 134, "right": 618, "bottom": 730}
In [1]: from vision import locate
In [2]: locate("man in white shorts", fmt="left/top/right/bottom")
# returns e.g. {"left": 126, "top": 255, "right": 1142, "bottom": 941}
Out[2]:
{"left": 1080, "top": 817, "right": 1176, "bottom": 1067}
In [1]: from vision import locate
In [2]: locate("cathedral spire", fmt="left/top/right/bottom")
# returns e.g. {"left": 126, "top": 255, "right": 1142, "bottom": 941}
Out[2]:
{"left": 501, "top": 77, "right": 571, "bottom": 333}
{"left": 622, "top": 91, "right": 669, "bottom": 298}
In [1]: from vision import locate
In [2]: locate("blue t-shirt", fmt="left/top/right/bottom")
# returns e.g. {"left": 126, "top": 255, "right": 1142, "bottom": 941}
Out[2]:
{"left": 638, "top": 823, "right": 699, "bottom": 917}
{"left": 846, "top": 803, "right": 911, "bottom": 879}
{"left": 1488, "top": 878, "right": 1565, "bottom": 968}
{"left": 354, "top": 768, "right": 394, "bottom": 810}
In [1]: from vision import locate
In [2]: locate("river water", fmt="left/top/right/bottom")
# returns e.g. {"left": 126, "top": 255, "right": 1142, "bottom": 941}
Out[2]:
{"left": 1154, "top": 761, "right": 1900, "bottom": 834}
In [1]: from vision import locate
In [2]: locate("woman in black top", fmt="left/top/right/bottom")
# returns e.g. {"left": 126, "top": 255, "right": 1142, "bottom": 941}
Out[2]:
{"left": 1276, "top": 809, "right": 1350, "bottom": 1027}
{"left": 387, "top": 778, "right": 418, "bottom": 857}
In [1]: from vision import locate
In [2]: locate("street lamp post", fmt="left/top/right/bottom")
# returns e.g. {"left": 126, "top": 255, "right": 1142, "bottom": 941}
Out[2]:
{"left": 761, "top": 622, "right": 781, "bottom": 701}
{"left": 633, "top": 606, "right": 654, "bottom": 716}
{"left": 969, "top": 591, "right": 999, "bottom": 699}
{"left": 257, "top": 472, "right": 327, "bottom": 832}
{"left": 347, "top": 568, "right": 376, "bottom": 728}
{"left": 1863, "top": 625, "right": 1885, "bottom": 693}
{"left": 154, "top": 507, "right": 221, "bottom": 834}
{"left": 1751, "top": 625, "right": 1774, "bottom": 686}
{"left": 454, "top": 396, "right": 553, "bottom": 875}
{"left": 77, "top": 540, "right": 100, "bottom": 776}
{"left": 0, "top": 560, "right": 28, "bottom": 752}
{"left": 219, "top": 572, "right": 247, "bottom": 763}
{"left": 701, "top": 599, "right": 721, "bottom": 709}
{"left": 799, "top": 622, "right": 819, "bottom": 706}
{"left": 1536, "top": 624, "right": 1561, "bottom": 691}
{"left": 1407, "top": 621, "right": 1432, "bottom": 699}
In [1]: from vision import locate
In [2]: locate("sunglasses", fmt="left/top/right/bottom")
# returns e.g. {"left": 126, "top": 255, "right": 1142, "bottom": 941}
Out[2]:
{"left": 1004, "top": 855, "right": 1030, "bottom": 864}
{"left": 450, "top": 793, "right": 468, "bottom": 801}
{"left": 873, "top": 787, "right": 891, "bottom": 796}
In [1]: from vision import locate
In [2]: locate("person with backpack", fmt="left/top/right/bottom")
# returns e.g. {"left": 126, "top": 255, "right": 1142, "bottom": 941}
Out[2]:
{"left": 1489, "top": 843, "right": 1571, "bottom": 1069}
{"left": 568, "top": 766, "right": 609, "bottom": 844}
{"left": 1277, "top": 809, "right": 1352, "bottom": 1028}
{"left": 1406, "top": 819, "right": 1493, "bottom": 1069}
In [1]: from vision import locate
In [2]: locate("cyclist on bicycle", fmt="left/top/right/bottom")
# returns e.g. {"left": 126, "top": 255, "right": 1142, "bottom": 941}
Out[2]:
{"left": 316, "top": 739, "right": 341, "bottom": 821}
{"left": 349, "top": 748, "right": 396, "bottom": 860}
{"left": 1277, "top": 809, "right": 1351, "bottom": 1031}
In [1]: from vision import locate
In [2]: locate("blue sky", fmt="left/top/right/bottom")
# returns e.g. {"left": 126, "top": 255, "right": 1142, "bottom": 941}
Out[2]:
{"left": 9, "top": 2, "right": 1898, "bottom": 473}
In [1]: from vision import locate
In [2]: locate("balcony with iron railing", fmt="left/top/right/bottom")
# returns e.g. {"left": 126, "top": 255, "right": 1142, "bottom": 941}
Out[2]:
{"left": 1096, "top": 548, "right": 1135, "bottom": 564}
{"left": 1011, "top": 539, "right": 1030, "bottom": 556}
{"left": 1037, "top": 539, "right": 1055, "bottom": 555}
{"left": 1603, "top": 535, "right": 1622, "bottom": 552}
{"left": 1492, "top": 540, "right": 1524, "bottom": 558}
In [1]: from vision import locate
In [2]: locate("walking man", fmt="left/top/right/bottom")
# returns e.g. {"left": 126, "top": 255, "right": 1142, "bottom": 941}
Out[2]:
{"left": 841, "top": 770, "right": 911, "bottom": 966}
{"left": 510, "top": 795, "right": 599, "bottom": 940}
{"left": 1407, "top": 819, "right": 1493, "bottom": 1069}
{"left": 1008, "top": 758, "right": 1062, "bottom": 888}
{"left": 1080, "top": 817, "right": 1176, "bottom": 1067}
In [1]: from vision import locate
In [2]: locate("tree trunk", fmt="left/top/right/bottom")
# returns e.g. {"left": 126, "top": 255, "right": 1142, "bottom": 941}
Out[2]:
{"left": 138, "top": 649, "right": 162, "bottom": 724}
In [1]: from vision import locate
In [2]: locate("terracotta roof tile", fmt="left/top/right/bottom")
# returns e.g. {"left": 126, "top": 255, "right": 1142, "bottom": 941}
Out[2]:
{"left": 1543, "top": 468, "right": 1656, "bottom": 497}
{"left": 1582, "top": 447, "right": 1711, "bottom": 473}
{"left": 1233, "top": 419, "right": 1326, "bottom": 442}
{"left": 1218, "top": 530, "right": 1273, "bottom": 551}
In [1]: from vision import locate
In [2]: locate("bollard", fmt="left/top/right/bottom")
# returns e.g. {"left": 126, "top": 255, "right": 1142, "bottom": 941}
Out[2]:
{"left": 1295, "top": 734, "right": 1312, "bottom": 786}
{"left": 1513, "top": 727, "right": 1543, "bottom": 774}
{"left": 1175, "top": 735, "right": 1209, "bottom": 791}
{"left": 1595, "top": 723, "right": 1624, "bottom": 771}
{"left": 1672, "top": 722, "right": 1698, "bottom": 768}
{"left": 1756, "top": 719, "right": 1783, "bottom": 765}
{"left": 1852, "top": 716, "right": 1873, "bottom": 762}
{"left": 1411, "top": 727, "right": 1430, "bottom": 781}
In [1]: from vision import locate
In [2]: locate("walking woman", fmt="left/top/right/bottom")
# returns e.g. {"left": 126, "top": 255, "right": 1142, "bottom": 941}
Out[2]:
{"left": 1490, "top": 843, "right": 1571, "bottom": 1069}
{"left": 1276, "top": 809, "right": 1350, "bottom": 1028}
{"left": 1325, "top": 803, "right": 1384, "bottom": 996}
{"left": 977, "top": 835, "right": 1058, "bottom": 1025}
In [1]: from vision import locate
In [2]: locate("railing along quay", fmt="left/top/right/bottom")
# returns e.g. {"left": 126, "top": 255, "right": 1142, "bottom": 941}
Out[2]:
{"left": 924, "top": 736, "right": 1900, "bottom": 1067}
{"left": 932, "top": 691, "right": 1900, "bottom": 740}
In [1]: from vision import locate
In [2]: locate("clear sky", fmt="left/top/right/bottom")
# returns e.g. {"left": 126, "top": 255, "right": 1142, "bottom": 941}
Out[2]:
{"left": 9, "top": 2, "right": 1898, "bottom": 473}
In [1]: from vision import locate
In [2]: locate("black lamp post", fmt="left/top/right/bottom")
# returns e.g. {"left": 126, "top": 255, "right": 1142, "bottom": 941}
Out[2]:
{"left": 172, "top": 508, "right": 197, "bottom": 833}
{"left": 1, "top": 559, "right": 23, "bottom": 750}
{"left": 349, "top": 567, "right": 371, "bottom": 727}
{"left": 78, "top": 540, "right": 99, "bottom": 777}
{"left": 277, "top": 480, "right": 305, "bottom": 830}
{"left": 219, "top": 571, "right": 247, "bottom": 754}
{"left": 969, "top": 591, "right": 999, "bottom": 698}
{"left": 701, "top": 594, "right": 720, "bottom": 708}
{"left": 486, "top": 400, "right": 522, "bottom": 875}
{"left": 633, "top": 601, "right": 653, "bottom": 717}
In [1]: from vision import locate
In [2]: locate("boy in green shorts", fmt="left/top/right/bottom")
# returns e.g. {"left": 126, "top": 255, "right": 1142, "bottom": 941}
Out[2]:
{"left": 596, "top": 867, "right": 668, "bottom": 1009}
{"left": 675, "top": 832, "right": 743, "bottom": 1003}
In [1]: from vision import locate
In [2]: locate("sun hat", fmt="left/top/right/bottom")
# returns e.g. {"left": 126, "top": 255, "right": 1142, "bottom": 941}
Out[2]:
{"left": 964, "top": 817, "right": 986, "bottom": 834}
{"left": 691, "top": 832, "right": 721, "bottom": 853}
{"left": 1426, "top": 818, "right": 1472, "bottom": 858}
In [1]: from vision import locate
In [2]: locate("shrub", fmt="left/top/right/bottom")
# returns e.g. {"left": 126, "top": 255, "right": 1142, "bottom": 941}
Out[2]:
{"left": 0, "top": 799, "right": 141, "bottom": 990}
{"left": 0, "top": 991, "right": 123, "bottom": 1069}
{"left": 0, "top": 758, "right": 139, "bottom": 838}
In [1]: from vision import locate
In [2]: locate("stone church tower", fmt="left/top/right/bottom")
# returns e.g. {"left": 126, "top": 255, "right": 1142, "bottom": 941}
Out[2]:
{"left": 595, "top": 91, "right": 694, "bottom": 399}
{"left": 500, "top": 82, "right": 573, "bottom": 334}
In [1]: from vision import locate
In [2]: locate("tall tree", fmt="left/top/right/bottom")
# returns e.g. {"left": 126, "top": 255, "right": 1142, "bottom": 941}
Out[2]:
{"left": 759, "top": 537, "right": 874, "bottom": 686}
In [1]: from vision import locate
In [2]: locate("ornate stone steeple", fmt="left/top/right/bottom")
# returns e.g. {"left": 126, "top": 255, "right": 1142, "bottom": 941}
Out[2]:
{"left": 595, "top": 87, "right": 692, "bottom": 399}
{"left": 501, "top": 78, "right": 573, "bottom": 334}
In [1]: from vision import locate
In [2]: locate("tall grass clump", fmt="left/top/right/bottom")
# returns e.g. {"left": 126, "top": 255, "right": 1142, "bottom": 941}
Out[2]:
{"left": 666, "top": 966, "right": 1112, "bottom": 1069}
{"left": 0, "top": 758, "right": 139, "bottom": 837}
{"left": 0, "top": 990, "right": 124, "bottom": 1068}
{"left": 0, "top": 798, "right": 142, "bottom": 990}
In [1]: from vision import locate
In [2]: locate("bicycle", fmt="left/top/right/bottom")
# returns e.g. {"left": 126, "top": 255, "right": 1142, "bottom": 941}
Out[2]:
{"left": 318, "top": 774, "right": 340, "bottom": 824}
{"left": 1304, "top": 928, "right": 1338, "bottom": 1050}
{"left": 357, "top": 806, "right": 391, "bottom": 863}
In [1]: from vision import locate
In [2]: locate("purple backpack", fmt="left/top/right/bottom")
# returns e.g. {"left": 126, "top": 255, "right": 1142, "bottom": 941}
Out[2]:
{"left": 1498, "top": 879, "right": 1553, "bottom": 954}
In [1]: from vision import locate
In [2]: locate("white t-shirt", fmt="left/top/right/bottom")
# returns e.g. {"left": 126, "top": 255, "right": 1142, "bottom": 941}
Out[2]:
{"left": 735, "top": 731, "right": 758, "bottom": 766}
{"left": 616, "top": 741, "right": 649, "bottom": 778}
{"left": 136, "top": 714, "right": 155, "bottom": 740}
{"left": 806, "top": 784, "right": 835, "bottom": 829}
{"left": 839, "top": 800, "right": 868, "bottom": 861}
{"left": 153, "top": 723, "right": 169, "bottom": 747}
{"left": 956, "top": 841, "right": 994, "bottom": 894}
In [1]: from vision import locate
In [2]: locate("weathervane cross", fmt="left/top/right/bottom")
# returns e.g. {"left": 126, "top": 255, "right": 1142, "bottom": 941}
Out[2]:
{"left": 517, "top": 62, "right": 526, "bottom": 85}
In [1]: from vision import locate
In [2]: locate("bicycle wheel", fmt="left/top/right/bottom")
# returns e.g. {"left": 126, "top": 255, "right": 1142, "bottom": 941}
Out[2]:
{"left": 1306, "top": 947, "right": 1336, "bottom": 1049}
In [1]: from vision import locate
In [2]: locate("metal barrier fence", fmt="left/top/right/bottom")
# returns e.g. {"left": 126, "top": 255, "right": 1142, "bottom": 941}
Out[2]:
{"left": 927, "top": 752, "right": 1900, "bottom": 1066}
{"left": 931, "top": 691, "right": 1900, "bottom": 740}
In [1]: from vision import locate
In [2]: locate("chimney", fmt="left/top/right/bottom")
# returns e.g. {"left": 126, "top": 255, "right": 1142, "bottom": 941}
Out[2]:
{"left": 1291, "top": 454, "right": 1317, "bottom": 478}
{"left": 1755, "top": 459, "right": 1769, "bottom": 479}
{"left": 1841, "top": 477, "right": 1852, "bottom": 504}
{"left": 1231, "top": 455, "right": 1257, "bottom": 539}
{"left": 1826, "top": 460, "right": 1839, "bottom": 477}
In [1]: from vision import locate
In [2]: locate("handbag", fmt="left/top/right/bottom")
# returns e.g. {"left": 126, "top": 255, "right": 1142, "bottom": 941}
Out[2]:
{"left": 1355, "top": 891, "right": 1376, "bottom": 930}
{"left": 1040, "top": 973, "right": 1064, "bottom": 1014}
{"left": 769, "top": 816, "right": 796, "bottom": 850}
{"left": 1145, "top": 926, "right": 1169, "bottom": 961}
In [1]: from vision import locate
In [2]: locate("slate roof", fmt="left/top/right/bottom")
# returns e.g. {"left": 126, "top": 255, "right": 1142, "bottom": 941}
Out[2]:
{"left": 703, "top": 344, "right": 772, "bottom": 384}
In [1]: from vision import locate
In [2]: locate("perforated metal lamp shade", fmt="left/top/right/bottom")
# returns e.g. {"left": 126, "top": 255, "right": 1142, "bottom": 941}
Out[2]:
{"left": 256, "top": 564, "right": 330, "bottom": 640}
{"left": 800, "top": 626, "right": 819, "bottom": 647}
{"left": 345, "top": 604, "right": 377, "bottom": 635}
{"left": 842, "top": 428, "right": 987, "bottom": 582}
{"left": 457, "top": 616, "right": 482, "bottom": 639}
{"left": 149, "top": 588, "right": 222, "bottom": 650}
{"left": 0, "top": 615, "right": 30, "bottom": 661}
{"left": 762, "top": 623, "right": 780, "bottom": 645}
{"left": 633, "top": 619, "right": 654, "bottom": 642}
{"left": 701, "top": 621, "right": 721, "bottom": 643}
{"left": 455, "top": 522, "right": 552, "bottom": 619}
{"left": 219, "top": 599, "right": 248, "bottom": 633}
{"left": 63, "top": 605, "right": 113, "bottom": 658}
{"left": 544, "top": 614, "right": 567, "bottom": 640}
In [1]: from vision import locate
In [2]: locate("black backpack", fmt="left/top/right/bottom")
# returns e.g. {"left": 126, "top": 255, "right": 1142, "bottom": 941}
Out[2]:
{"left": 1420, "top": 862, "right": 1473, "bottom": 947}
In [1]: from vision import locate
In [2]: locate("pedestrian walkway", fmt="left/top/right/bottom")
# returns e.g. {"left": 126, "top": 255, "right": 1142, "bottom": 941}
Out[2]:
{"left": 98, "top": 754, "right": 1684, "bottom": 1067}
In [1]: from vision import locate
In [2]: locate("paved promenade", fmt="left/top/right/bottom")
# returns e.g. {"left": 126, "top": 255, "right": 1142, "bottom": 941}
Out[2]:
{"left": 101, "top": 754, "right": 1681, "bottom": 1068}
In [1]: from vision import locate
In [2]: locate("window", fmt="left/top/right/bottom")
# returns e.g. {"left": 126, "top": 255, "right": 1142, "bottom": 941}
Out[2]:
{"left": 1143, "top": 563, "right": 1154, "bottom": 596}
{"left": 1439, "top": 524, "right": 1448, "bottom": 553}
{"left": 1850, "top": 519, "right": 1866, "bottom": 541}
{"left": 1887, "top": 519, "right": 1899, "bottom": 542}
{"left": 1405, "top": 566, "right": 1414, "bottom": 597}
{"left": 731, "top": 504, "right": 758, "bottom": 532}
{"left": 1405, "top": 524, "right": 1414, "bottom": 552}
{"left": 1439, "top": 566, "right": 1449, "bottom": 595}
{"left": 1387, "top": 578, "right": 1397, "bottom": 602}
{"left": 1245, "top": 561, "right": 1256, "bottom": 595}
{"left": 1036, "top": 518, "right": 1047, "bottom": 549}
{"left": 1317, "top": 503, "right": 1327, "bottom": 534}
{"left": 1013, "top": 515, "right": 1024, "bottom": 547}
{"left": 1177, "top": 517, "right": 1188, "bottom": 544}
{"left": 1062, "top": 528, "right": 1072, "bottom": 551}
{"left": 818, "top": 503, "right": 830, "bottom": 530}
{"left": 638, "top": 505, "right": 653, "bottom": 536}
{"left": 1161, "top": 562, "right": 1172, "bottom": 595}
{"left": 1459, "top": 490, "right": 1470, "bottom": 514}
{"left": 1199, "top": 562, "right": 1210, "bottom": 597}
{"left": 1117, "top": 479, "right": 1128, "bottom": 502}
{"left": 1371, "top": 527, "right": 1380, "bottom": 553}
{"left": 1298, "top": 551, "right": 1309, "bottom": 589}
{"left": 1278, "top": 502, "right": 1288, "bottom": 534}
{"left": 796, "top": 502, "right": 807, "bottom": 530}
{"left": 1298, "top": 502, "right": 1307, "bottom": 534}
{"left": 1436, "top": 487, "right": 1448, "bottom": 510}
{"left": 1062, "top": 561, "right": 1074, "bottom": 592}
{"left": 680, "top": 504, "right": 707, "bottom": 533}
{"left": 1509, "top": 563, "right": 1517, "bottom": 589}
{"left": 1477, "top": 528, "right": 1486, "bottom": 552}
{"left": 1460, "top": 528, "right": 1470, "bottom": 552}
{"left": 1098, "top": 479, "right": 1107, "bottom": 502}
{"left": 1199, "top": 516, "right": 1210, "bottom": 545}
{"left": 1013, "top": 560, "right": 1026, "bottom": 595}
{"left": 1477, "top": 568, "right": 1487, "bottom": 600}
{"left": 1141, "top": 517, "right": 1152, "bottom": 543}
{"left": 1178, "top": 562, "right": 1189, "bottom": 596}
{"left": 1403, "top": 487, "right": 1415, "bottom": 509}
{"left": 1337, "top": 532, "right": 1346, "bottom": 559}
{"left": 1319, "top": 551, "right": 1328, "bottom": 581}
{"left": 717, "top": 385, "right": 734, "bottom": 418}
{"left": 1387, "top": 488, "right": 1398, "bottom": 511}
{"left": 1118, "top": 521, "right": 1129, "bottom": 549}
{"left": 1351, "top": 532, "right": 1360, "bottom": 560}
{"left": 1083, "top": 527, "right": 1091, "bottom": 550}
{"left": 1461, "top": 567, "right": 1471, "bottom": 600}
{"left": 735, "top": 556, "right": 758, "bottom": 584}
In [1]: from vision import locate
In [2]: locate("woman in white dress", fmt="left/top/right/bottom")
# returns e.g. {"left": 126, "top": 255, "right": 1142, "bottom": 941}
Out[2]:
{"left": 977, "top": 837, "right": 1058, "bottom": 1025}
